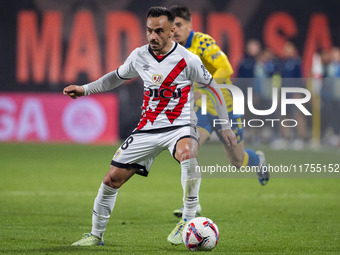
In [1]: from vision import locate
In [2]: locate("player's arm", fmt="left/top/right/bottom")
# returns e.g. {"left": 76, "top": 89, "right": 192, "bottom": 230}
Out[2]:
{"left": 63, "top": 70, "right": 125, "bottom": 99}
{"left": 63, "top": 85, "right": 85, "bottom": 99}
{"left": 190, "top": 56, "right": 236, "bottom": 148}
{"left": 63, "top": 49, "right": 138, "bottom": 99}
{"left": 200, "top": 79, "right": 236, "bottom": 148}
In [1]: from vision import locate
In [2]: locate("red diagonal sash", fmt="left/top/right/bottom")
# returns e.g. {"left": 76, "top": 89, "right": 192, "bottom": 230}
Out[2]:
{"left": 137, "top": 58, "right": 187, "bottom": 130}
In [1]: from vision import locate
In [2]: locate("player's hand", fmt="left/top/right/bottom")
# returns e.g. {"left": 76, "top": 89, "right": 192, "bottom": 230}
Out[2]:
{"left": 63, "top": 85, "right": 85, "bottom": 99}
{"left": 221, "top": 129, "right": 237, "bottom": 150}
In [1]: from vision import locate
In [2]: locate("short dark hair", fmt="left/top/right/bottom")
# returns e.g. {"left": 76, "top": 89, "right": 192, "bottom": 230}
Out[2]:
{"left": 147, "top": 6, "right": 174, "bottom": 22}
{"left": 170, "top": 5, "right": 191, "bottom": 22}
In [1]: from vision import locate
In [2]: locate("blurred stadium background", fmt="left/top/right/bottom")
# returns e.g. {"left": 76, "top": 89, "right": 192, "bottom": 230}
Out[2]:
{"left": 0, "top": 0, "right": 340, "bottom": 147}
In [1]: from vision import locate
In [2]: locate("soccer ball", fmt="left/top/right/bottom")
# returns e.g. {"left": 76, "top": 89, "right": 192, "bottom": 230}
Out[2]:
{"left": 182, "top": 217, "right": 219, "bottom": 251}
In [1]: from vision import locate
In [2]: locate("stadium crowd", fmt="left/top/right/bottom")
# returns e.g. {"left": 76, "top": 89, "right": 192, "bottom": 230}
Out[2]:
{"left": 236, "top": 40, "right": 340, "bottom": 149}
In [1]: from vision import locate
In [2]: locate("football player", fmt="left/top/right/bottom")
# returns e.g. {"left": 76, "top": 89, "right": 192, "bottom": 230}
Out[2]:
{"left": 170, "top": 6, "right": 269, "bottom": 218}
{"left": 64, "top": 6, "right": 236, "bottom": 246}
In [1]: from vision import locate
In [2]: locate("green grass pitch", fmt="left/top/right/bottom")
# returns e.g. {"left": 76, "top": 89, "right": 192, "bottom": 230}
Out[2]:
{"left": 0, "top": 142, "right": 339, "bottom": 254}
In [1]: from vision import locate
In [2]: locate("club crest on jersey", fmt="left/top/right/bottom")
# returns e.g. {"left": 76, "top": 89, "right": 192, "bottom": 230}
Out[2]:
{"left": 152, "top": 74, "right": 163, "bottom": 85}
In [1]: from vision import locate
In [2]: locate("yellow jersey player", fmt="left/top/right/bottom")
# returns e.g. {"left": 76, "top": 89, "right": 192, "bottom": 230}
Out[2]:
{"left": 170, "top": 6, "right": 269, "bottom": 218}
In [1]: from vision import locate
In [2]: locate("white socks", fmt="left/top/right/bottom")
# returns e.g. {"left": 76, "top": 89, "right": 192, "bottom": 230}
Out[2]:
{"left": 90, "top": 159, "right": 200, "bottom": 237}
{"left": 181, "top": 158, "right": 201, "bottom": 221}
{"left": 91, "top": 183, "right": 119, "bottom": 238}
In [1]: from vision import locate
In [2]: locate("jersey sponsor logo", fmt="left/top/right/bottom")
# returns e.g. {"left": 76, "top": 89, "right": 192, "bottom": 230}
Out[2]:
{"left": 137, "top": 58, "right": 188, "bottom": 129}
{"left": 144, "top": 87, "right": 182, "bottom": 99}
{"left": 152, "top": 74, "right": 163, "bottom": 85}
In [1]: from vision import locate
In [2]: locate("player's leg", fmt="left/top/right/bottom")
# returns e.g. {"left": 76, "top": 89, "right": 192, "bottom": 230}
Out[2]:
{"left": 91, "top": 166, "right": 137, "bottom": 239}
{"left": 174, "top": 137, "right": 200, "bottom": 221}
{"left": 216, "top": 114, "right": 269, "bottom": 185}
{"left": 72, "top": 132, "right": 158, "bottom": 246}
{"left": 172, "top": 113, "right": 212, "bottom": 218}
{"left": 222, "top": 139, "right": 266, "bottom": 173}
{"left": 72, "top": 166, "right": 137, "bottom": 246}
{"left": 223, "top": 139, "right": 245, "bottom": 167}
{"left": 167, "top": 128, "right": 200, "bottom": 245}
{"left": 172, "top": 128, "right": 208, "bottom": 218}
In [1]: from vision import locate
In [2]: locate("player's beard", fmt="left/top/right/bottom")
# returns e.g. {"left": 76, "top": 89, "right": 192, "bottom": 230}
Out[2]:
{"left": 149, "top": 40, "right": 165, "bottom": 53}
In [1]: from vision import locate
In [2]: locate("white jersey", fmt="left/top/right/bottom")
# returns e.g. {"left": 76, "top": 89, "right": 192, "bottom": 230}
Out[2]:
{"left": 117, "top": 42, "right": 213, "bottom": 131}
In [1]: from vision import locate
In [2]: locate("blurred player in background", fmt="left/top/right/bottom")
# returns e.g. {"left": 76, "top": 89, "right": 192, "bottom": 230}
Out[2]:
{"left": 63, "top": 6, "right": 236, "bottom": 247}
{"left": 170, "top": 6, "right": 269, "bottom": 218}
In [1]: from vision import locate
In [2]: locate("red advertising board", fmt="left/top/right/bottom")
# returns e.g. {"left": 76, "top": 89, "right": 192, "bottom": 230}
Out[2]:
{"left": 0, "top": 93, "right": 118, "bottom": 144}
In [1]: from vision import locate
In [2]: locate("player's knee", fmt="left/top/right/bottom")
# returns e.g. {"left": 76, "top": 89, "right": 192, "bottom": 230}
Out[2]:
{"left": 177, "top": 147, "right": 194, "bottom": 162}
{"left": 175, "top": 139, "right": 198, "bottom": 162}
{"left": 103, "top": 167, "right": 124, "bottom": 189}
{"left": 103, "top": 174, "right": 122, "bottom": 189}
